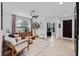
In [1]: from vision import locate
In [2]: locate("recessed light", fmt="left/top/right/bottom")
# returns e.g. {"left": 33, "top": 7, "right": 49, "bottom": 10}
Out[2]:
{"left": 64, "top": 15, "right": 68, "bottom": 17}
{"left": 59, "top": 2, "right": 63, "bottom": 5}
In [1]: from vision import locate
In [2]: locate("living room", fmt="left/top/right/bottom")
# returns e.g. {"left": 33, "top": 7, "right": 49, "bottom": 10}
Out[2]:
{"left": 0, "top": 2, "right": 77, "bottom": 56}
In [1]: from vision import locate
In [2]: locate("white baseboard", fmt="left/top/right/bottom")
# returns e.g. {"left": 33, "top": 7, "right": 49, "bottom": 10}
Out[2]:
{"left": 60, "top": 37, "right": 74, "bottom": 41}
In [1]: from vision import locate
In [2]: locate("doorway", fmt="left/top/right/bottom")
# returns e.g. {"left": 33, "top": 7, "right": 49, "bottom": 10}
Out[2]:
{"left": 63, "top": 20, "right": 72, "bottom": 38}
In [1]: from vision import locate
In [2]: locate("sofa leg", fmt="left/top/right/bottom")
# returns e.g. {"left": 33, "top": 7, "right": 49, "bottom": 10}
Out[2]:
{"left": 12, "top": 48, "right": 15, "bottom": 56}
{"left": 27, "top": 44, "right": 29, "bottom": 52}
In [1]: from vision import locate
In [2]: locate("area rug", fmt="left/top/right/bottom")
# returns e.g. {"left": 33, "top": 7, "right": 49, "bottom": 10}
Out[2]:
{"left": 21, "top": 38, "right": 50, "bottom": 56}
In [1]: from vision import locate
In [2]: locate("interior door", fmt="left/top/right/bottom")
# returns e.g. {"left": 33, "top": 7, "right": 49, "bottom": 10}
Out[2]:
{"left": 63, "top": 20, "right": 72, "bottom": 38}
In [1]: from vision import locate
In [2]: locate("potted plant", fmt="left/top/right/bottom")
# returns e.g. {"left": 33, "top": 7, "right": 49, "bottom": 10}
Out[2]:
{"left": 32, "top": 21, "right": 40, "bottom": 35}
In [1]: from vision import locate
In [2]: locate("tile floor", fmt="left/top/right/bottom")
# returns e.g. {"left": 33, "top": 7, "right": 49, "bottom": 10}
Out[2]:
{"left": 19, "top": 37, "right": 75, "bottom": 56}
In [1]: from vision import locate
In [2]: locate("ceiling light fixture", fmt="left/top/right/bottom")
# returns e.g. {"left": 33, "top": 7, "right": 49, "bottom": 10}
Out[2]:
{"left": 64, "top": 15, "right": 68, "bottom": 17}
{"left": 59, "top": 2, "right": 63, "bottom": 5}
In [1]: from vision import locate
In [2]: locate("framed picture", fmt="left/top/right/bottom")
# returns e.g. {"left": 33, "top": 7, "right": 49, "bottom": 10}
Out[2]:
{"left": 53, "top": 23, "right": 55, "bottom": 33}
{"left": 59, "top": 23, "right": 61, "bottom": 28}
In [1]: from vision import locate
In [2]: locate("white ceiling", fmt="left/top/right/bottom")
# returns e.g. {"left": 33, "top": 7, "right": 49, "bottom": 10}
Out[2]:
{"left": 3, "top": 2, "right": 75, "bottom": 18}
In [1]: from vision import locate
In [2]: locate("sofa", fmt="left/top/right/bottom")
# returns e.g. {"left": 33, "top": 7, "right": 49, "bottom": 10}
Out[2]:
{"left": 4, "top": 33, "right": 29, "bottom": 56}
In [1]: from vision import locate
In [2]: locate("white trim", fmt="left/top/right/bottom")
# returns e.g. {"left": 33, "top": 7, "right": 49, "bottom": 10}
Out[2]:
{"left": 62, "top": 37, "right": 73, "bottom": 40}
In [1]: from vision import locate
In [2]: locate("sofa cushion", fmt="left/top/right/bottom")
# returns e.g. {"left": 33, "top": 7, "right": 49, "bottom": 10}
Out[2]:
{"left": 5, "top": 36, "right": 16, "bottom": 46}
{"left": 15, "top": 42, "right": 28, "bottom": 53}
